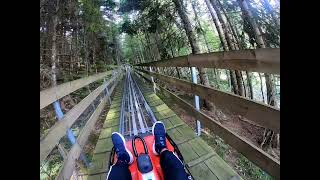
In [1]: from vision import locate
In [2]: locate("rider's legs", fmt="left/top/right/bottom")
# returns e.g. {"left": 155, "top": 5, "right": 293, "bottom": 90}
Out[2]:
{"left": 153, "top": 121, "right": 190, "bottom": 180}
{"left": 106, "top": 132, "right": 133, "bottom": 180}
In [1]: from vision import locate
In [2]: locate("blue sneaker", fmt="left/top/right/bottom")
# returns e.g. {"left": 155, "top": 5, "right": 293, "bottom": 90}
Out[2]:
{"left": 111, "top": 132, "right": 133, "bottom": 164}
{"left": 152, "top": 121, "right": 167, "bottom": 155}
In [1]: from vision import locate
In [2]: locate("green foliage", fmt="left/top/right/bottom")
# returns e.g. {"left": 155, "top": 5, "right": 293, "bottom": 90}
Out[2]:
{"left": 201, "top": 132, "right": 274, "bottom": 180}
{"left": 221, "top": 0, "right": 239, "bottom": 12}
{"left": 201, "top": 133, "right": 229, "bottom": 159}
{"left": 40, "top": 153, "right": 63, "bottom": 180}
{"left": 122, "top": 34, "right": 139, "bottom": 63}
{"left": 86, "top": 133, "right": 100, "bottom": 161}
{"left": 202, "top": 21, "right": 221, "bottom": 51}
{"left": 237, "top": 155, "right": 273, "bottom": 180}
{"left": 118, "top": 0, "right": 144, "bottom": 13}
{"left": 177, "top": 46, "right": 190, "bottom": 56}
{"left": 121, "top": 18, "right": 138, "bottom": 35}
{"left": 80, "top": 0, "right": 106, "bottom": 33}
{"left": 245, "top": 0, "right": 280, "bottom": 47}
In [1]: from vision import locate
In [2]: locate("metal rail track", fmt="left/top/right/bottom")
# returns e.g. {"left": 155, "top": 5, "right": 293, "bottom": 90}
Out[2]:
{"left": 119, "top": 66, "right": 157, "bottom": 138}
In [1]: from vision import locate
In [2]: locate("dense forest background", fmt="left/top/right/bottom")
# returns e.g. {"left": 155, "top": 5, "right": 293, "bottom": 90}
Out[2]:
{"left": 40, "top": 0, "right": 279, "bottom": 179}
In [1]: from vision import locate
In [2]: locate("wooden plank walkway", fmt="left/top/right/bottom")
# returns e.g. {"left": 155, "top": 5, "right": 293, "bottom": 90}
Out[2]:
{"left": 87, "top": 84, "right": 123, "bottom": 180}
{"left": 88, "top": 77, "right": 242, "bottom": 180}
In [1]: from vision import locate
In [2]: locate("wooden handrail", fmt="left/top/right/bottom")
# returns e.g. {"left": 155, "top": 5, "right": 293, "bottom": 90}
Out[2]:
{"left": 40, "top": 70, "right": 115, "bottom": 109}
{"left": 56, "top": 79, "right": 119, "bottom": 180}
{"left": 136, "top": 48, "right": 279, "bottom": 74}
{"left": 136, "top": 68, "right": 280, "bottom": 133}
{"left": 40, "top": 72, "right": 121, "bottom": 163}
{"left": 135, "top": 71, "right": 280, "bottom": 179}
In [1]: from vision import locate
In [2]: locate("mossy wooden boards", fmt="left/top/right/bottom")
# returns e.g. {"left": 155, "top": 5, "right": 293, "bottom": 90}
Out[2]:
{"left": 139, "top": 83, "right": 242, "bottom": 180}
{"left": 89, "top": 86, "right": 122, "bottom": 178}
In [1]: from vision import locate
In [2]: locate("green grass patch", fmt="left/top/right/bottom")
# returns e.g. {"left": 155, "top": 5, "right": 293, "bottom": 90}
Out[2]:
{"left": 201, "top": 132, "right": 273, "bottom": 180}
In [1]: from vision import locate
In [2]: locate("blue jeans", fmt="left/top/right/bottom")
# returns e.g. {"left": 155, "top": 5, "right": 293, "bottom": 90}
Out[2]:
{"left": 107, "top": 150, "right": 189, "bottom": 180}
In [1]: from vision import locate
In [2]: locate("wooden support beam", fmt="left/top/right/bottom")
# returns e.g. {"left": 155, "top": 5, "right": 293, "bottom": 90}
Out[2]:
{"left": 136, "top": 71, "right": 280, "bottom": 179}
{"left": 136, "top": 69, "right": 280, "bottom": 133}
{"left": 136, "top": 48, "right": 279, "bottom": 74}
{"left": 40, "top": 74, "right": 121, "bottom": 163}
{"left": 40, "top": 70, "right": 115, "bottom": 109}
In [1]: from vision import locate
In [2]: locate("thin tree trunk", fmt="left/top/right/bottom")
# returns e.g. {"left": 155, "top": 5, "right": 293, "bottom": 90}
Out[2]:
{"left": 211, "top": 0, "right": 245, "bottom": 96}
{"left": 49, "top": 3, "right": 59, "bottom": 86}
{"left": 216, "top": 0, "right": 241, "bottom": 48}
{"left": 205, "top": 0, "right": 242, "bottom": 96}
{"left": 173, "top": 0, "right": 213, "bottom": 110}
{"left": 204, "top": 0, "right": 228, "bottom": 51}
{"left": 230, "top": 70, "right": 239, "bottom": 94}
{"left": 138, "top": 41, "right": 145, "bottom": 63}
{"left": 173, "top": 0, "right": 200, "bottom": 54}
{"left": 213, "top": 69, "right": 220, "bottom": 89}
{"left": 130, "top": 44, "right": 139, "bottom": 64}
{"left": 235, "top": 70, "right": 244, "bottom": 96}
{"left": 241, "top": 71, "right": 247, "bottom": 97}
{"left": 246, "top": 71, "right": 253, "bottom": 99}
{"left": 191, "top": 0, "right": 211, "bottom": 53}
{"left": 210, "top": 0, "right": 237, "bottom": 50}
{"left": 138, "top": 36, "right": 149, "bottom": 63}
{"left": 168, "top": 42, "right": 182, "bottom": 79}
{"left": 238, "top": 0, "right": 277, "bottom": 107}
{"left": 258, "top": 73, "right": 265, "bottom": 103}
{"left": 145, "top": 33, "right": 157, "bottom": 62}
{"left": 191, "top": 0, "right": 220, "bottom": 91}
{"left": 265, "top": 74, "right": 276, "bottom": 106}
{"left": 175, "top": 67, "right": 181, "bottom": 79}
{"left": 154, "top": 30, "right": 165, "bottom": 59}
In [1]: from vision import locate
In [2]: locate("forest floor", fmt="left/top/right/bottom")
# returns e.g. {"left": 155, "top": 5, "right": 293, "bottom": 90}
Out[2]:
{"left": 168, "top": 93, "right": 279, "bottom": 180}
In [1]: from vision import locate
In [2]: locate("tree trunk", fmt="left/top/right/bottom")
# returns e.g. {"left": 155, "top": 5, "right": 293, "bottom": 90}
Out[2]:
{"left": 173, "top": 0, "right": 200, "bottom": 54}
{"left": 213, "top": 69, "right": 220, "bottom": 89}
{"left": 154, "top": 30, "right": 165, "bottom": 59}
{"left": 216, "top": 0, "right": 242, "bottom": 48}
{"left": 145, "top": 33, "right": 157, "bottom": 62}
{"left": 258, "top": 73, "right": 265, "bottom": 103}
{"left": 211, "top": 0, "right": 245, "bottom": 96}
{"left": 230, "top": 70, "right": 239, "bottom": 94}
{"left": 210, "top": 0, "right": 237, "bottom": 50}
{"left": 265, "top": 74, "right": 276, "bottom": 106}
{"left": 204, "top": 0, "right": 228, "bottom": 51}
{"left": 205, "top": 0, "right": 244, "bottom": 96}
{"left": 49, "top": 9, "right": 58, "bottom": 86}
{"left": 173, "top": 0, "right": 213, "bottom": 110}
{"left": 191, "top": 0, "right": 211, "bottom": 53}
{"left": 238, "top": 0, "right": 264, "bottom": 48}
{"left": 241, "top": 71, "right": 247, "bottom": 97}
{"left": 238, "top": 0, "right": 277, "bottom": 106}
{"left": 149, "top": 32, "right": 161, "bottom": 61}
{"left": 246, "top": 71, "right": 254, "bottom": 99}
{"left": 235, "top": 70, "right": 245, "bottom": 96}
{"left": 130, "top": 44, "right": 139, "bottom": 64}
{"left": 139, "top": 36, "right": 149, "bottom": 63}
{"left": 138, "top": 40, "right": 145, "bottom": 63}
{"left": 168, "top": 42, "right": 182, "bottom": 79}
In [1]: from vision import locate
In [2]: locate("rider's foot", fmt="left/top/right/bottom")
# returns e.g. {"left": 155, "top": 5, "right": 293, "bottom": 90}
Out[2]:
{"left": 111, "top": 132, "right": 133, "bottom": 164}
{"left": 152, "top": 121, "right": 167, "bottom": 155}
